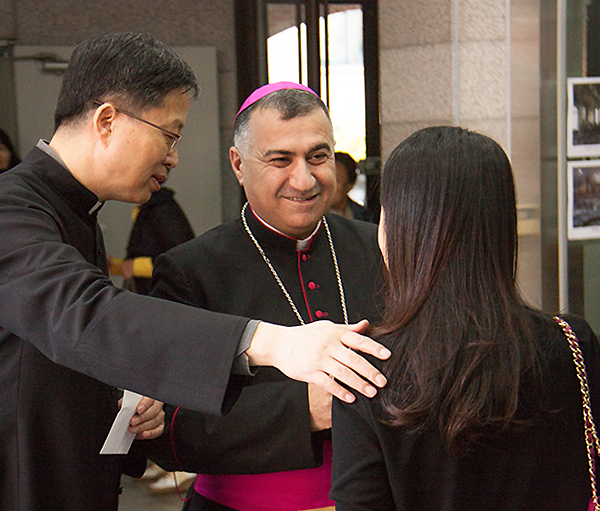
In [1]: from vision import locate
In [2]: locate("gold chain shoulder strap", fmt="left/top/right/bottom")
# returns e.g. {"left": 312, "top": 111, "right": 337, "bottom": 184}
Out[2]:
{"left": 554, "top": 316, "right": 600, "bottom": 511}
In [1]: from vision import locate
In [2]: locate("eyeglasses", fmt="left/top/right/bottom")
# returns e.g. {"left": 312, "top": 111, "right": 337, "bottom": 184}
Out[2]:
{"left": 93, "top": 101, "right": 182, "bottom": 152}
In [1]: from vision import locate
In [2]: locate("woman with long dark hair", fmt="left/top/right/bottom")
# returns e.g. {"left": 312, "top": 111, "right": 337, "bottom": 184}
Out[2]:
{"left": 331, "top": 126, "right": 600, "bottom": 510}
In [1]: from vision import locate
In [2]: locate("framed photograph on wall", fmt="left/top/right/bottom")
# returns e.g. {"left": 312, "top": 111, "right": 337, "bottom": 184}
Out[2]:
{"left": 568, "top": 159, "right": 600, "bottom": 239}
{"left": 568, "top": 77, "right": 600, "bottom": 158}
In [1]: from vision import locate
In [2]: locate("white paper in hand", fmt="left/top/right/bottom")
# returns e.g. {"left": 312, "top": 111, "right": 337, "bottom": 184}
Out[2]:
{"left": 100, "top": 390, "right": 143, "bottom": 454}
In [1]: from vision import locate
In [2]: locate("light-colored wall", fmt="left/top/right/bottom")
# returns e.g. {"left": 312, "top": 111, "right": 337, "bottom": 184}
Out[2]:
{"left": 511, "top": 0, "right": 542, "bottom": 308}
{"left": 379, "top": 0, "right": 455, "bottom": 158}
{"left": 379, "top": 0, "right": 542, "bottom": 307}
{"left": 0, "top": 0, "right": 241, "bottom": 223}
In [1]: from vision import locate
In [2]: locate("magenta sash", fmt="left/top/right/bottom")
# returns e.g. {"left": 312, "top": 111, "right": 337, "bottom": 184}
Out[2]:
{"left": 193, "top": 440, "right": 334, "bottom": 511}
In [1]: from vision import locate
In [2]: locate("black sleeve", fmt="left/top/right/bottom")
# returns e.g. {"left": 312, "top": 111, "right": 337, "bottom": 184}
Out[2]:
{"left": 330, "top": 395, "right": 395, "bottom": 510}
{"left": 122, "top": 442, "right": 149, "bottom": 478}
{"left": 0, "top": 188, "right": 247, "bottom": 416}
{"left": 145, "top": 378, "right": 318, "bottom": 474}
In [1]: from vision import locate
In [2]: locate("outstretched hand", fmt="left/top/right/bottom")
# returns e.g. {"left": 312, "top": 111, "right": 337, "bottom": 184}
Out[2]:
{"left": 246, "top": 319, "right": 390, "bottom": 403}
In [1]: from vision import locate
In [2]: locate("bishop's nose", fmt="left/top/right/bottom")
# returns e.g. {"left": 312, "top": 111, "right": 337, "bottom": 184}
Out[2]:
{"left": 288, "top": 160, "right": 316, "bottom": 191}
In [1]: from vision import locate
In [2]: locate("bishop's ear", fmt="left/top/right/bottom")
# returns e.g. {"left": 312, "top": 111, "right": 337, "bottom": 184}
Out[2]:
{"left": 230, "top": 146, "right": 244, "bottom": 186}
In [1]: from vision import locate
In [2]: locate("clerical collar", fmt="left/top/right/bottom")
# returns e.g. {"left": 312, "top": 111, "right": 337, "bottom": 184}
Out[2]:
{"left": 36, "top": 139, "right": 69, "bottom": 169}
{"left": 249, "top": 206, "right": 322, "bottom": 251}
{"left": 37, "top": 139, "right": 104, "bottom": 216}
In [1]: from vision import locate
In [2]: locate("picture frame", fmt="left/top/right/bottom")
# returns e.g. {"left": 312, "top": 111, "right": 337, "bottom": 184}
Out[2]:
{"left": 568, "top": 159, "right": 600, "bottom": 240}
{"left": 567, "top": 77, "right": 600, "bottom": 158}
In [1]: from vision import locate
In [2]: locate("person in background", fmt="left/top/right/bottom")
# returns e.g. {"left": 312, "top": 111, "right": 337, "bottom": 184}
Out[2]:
{"left": 110, "top": 182, "right": 195, "bottom": 295}
{"left": 330, "top": 126, "right": 600, "bottom": 510}
{"left": 0, "top": 127, "right": 21, "bottom": 173}
{"left": 329, "top": 151, "right": 374, "bottom": 223}
{"left": 144, "top": 82, "right": 383, "bottom": 510}
{"left": 0, "top": 32, "right": 390, "bottom": 511}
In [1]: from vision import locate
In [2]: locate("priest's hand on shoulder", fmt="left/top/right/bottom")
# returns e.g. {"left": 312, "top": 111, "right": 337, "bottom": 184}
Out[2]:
{"left": 245, "top": 319, "right": 390, "bottom": 403}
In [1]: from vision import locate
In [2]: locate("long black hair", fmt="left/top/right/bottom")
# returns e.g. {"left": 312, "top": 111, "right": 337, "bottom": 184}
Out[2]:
{"left": 376, "top": 126, "right": 541, "bottom": 452}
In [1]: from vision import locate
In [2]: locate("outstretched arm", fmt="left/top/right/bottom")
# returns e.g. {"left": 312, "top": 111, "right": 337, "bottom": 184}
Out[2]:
{"left": 152, "top": 251, "right": 390, "bottom": 403}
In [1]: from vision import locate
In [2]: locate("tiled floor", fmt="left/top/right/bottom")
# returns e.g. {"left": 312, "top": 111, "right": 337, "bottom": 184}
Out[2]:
{"left": 118, "top": 475, "right": 185, "bottom": 511}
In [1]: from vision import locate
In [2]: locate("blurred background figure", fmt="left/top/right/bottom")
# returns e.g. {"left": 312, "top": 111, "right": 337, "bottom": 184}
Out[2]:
{"left": 0, "top": 127, "right": 21, "bottom": 174}
{"left": 109, "top": 183, "right": 195, "bottom": 296}
{"left": 329, "top": 151, "right": 375, "bottom": 223}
